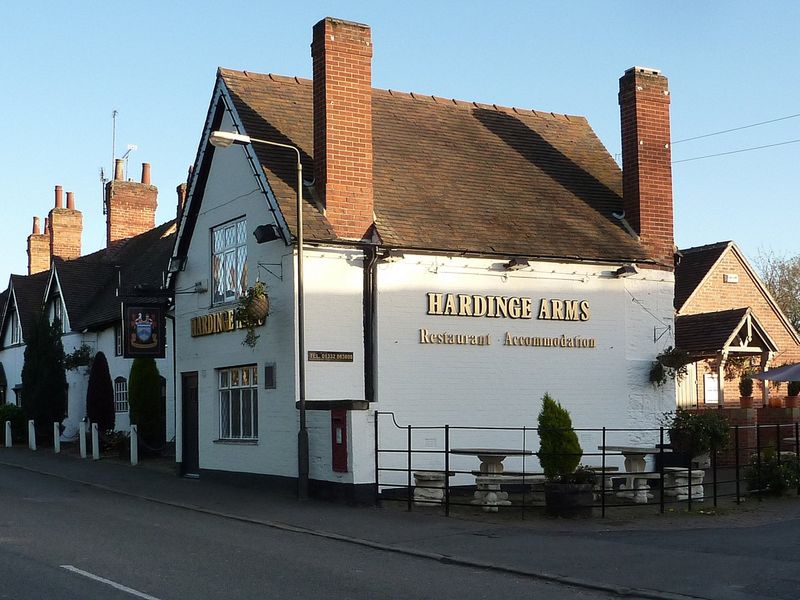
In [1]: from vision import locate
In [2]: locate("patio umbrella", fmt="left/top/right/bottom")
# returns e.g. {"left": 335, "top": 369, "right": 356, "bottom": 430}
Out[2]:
{"left": 752, "top": 363, "right": 800, "bottom": 381}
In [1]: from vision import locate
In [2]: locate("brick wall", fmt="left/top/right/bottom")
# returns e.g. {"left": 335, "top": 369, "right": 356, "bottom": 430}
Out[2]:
{"left": 311, "top": 17, "right": 374, "bottom": 240}
{"left": 683, "top": 246, "right": 800, "bottom": 397}
{"left": 49, "top": 207, "right": 82, "bottom": 260}
{"left": 619, "top": 67, "right": 674, "bottom": 270}
{"left": 27, "top": 217, "right": 49, "bottom": 274}
{"left": 106, "top": 180, "right": 158, "bottom": 246}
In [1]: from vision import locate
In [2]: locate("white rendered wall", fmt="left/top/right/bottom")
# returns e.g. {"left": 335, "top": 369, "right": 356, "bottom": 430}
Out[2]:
{"left": 175, "top": 109, "right": 300, "bottom": 478}
{"left": 372, "top": 254, "right": 675, "bottom": 482}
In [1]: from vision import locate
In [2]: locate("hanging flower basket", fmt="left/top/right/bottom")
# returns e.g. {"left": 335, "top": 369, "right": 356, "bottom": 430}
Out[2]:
{"left": 246, "top": 293, "right": 269, "bottom": 321}
{"left": 237, "top": 282, "right": 269, "bottom": 348}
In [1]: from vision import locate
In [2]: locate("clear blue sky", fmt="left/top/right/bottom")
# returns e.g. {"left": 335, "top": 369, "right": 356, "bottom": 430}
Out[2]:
{"left": 1, "top": 1, "right": 798, "bottom": 281}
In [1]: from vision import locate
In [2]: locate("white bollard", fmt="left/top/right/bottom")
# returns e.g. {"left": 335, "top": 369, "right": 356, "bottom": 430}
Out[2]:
{"left": 79, "top": 421, "right": 87, "bottom": 458}
{"left": 4, "top": 421, "right": 11, "bottom": 448}
{"left": 91, "top": 423, "right": 100, "bottom": 460}
{"left": 130, "top": 424, "right": 138, "bottom": 466}
{"left": 27, "top": 420, "right": 36, "bottom": 451}
{"left": 53, "top": 423, "right": 60, "bottom": 454}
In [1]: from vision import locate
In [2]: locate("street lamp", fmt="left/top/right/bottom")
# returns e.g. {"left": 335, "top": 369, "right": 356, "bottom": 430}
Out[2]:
{"left": 209, "top": 130, "right": 309, "bottom": 500}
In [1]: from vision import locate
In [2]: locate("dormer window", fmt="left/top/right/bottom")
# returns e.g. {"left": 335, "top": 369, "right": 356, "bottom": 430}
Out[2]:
{"left": 211, "top": 218, "right": 247, "bottom": 306}
{"left": 9, "top": 310, "right": 20, "bottom": 345}
{"left": 53, "top": 298, "right": 64, "bottom": 333}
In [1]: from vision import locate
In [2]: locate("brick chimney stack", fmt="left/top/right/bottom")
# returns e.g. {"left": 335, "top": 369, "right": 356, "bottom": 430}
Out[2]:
{"left": 106, "top": 161, "right": 158, "bottom": 247}
{"left": 49, "top": 185, "right": 82, "bottom": 261}
{"left": 619, "top": 67, "right": 674, "bottom": 269}
{"left": 311, "top": 17, "right": 374, "bottom": 240}
{"left": 27, "top": 216, "right": 50, "bottom": 274}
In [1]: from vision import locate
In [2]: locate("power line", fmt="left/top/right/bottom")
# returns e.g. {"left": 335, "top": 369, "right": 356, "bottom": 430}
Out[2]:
{"left": 672, "top": 112, "right": 800, "bottom": 144}
{"left": 673, "top": 138, "right": 800, "bottom": 164}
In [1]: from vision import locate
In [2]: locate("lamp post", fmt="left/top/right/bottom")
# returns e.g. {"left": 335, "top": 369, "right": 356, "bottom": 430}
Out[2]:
{"left": 209, "top": 130, "right": 309, "bottom": 500}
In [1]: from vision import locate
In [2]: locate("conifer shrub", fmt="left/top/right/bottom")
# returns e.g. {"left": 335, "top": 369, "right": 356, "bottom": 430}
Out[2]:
{"left": 0, "top": 404, "right": 26, "bottom": 443}
{"left": 21, "top": 313, "right": 67, "bottom": 440}
{"left": 128, "top": 358, "right": 163, "bottom": 450}
{"left": 537, "top": 393, "right": 583, "bottom": 482}
{"left": 86, "top": 351, "right": 115, "bottom": 432}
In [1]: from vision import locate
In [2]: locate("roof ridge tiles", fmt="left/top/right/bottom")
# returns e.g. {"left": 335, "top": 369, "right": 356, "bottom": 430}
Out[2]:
{"left": 220, "top": 67, "right": 583, "bottom": 120}
{"left": 679, "top": 240, "right": 733, "bottom": 254}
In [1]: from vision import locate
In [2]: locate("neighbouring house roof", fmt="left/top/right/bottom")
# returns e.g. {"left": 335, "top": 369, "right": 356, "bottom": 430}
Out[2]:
{"left": 675, "top": 240, "right": 800, "bottom": 346}
{"left": 676, "top": 307, "right": 778, "bottom": 356}
{"left": 54, "top": 220, "right": 177, "bottom": 331}
{"left": 8, "top": 271, "right": 50, "bottom": 342}
{"left": 674, "top": 241, "right": 731, "bottom": 311}
{"left": 1, "top": 221, "right": 175, "bottom": 343}
{"left": 180, "top": 68, "right": 651, "bottom": 264}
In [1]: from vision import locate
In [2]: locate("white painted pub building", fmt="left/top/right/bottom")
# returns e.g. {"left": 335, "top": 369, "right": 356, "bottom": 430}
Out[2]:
{"left": 171, "top": 17, "right": 676, "bottom": 499}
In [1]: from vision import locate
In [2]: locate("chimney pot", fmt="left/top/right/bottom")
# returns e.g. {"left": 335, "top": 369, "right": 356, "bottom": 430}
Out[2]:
{"left": 141, "top": 162, "right": 151, "bottom": 185}
{"left": 54, "top": 185, "right": 63, "bottom": 208}
{"left": 32, "top": 216, "right": 41, "bottom": 235}
{"left": 114, "top": 159, "right": 125, "bottom": 181}
{"left": 44, "top": 217, "right": 50, "bottom": 232}
{"left": 66, "top": 191, "right": 75, "bottom": 210}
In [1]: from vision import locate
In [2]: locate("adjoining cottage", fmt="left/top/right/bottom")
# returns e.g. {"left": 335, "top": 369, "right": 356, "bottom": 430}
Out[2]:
{"left": 674, "top": 241, "right": 800, "bottom": 407}
{"left": 171, "top": 17, "right": 677, "bottom": 500}
{"left": 0, "top": 162, "right": 180, "bottom": 442}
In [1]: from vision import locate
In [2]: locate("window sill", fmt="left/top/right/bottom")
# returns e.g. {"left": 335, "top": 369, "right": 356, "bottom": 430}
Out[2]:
{"left": 213, "top": 439, "right": 259, "bottom": 445}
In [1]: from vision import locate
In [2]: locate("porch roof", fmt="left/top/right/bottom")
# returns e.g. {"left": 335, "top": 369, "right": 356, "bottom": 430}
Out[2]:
{"left": 676, "top": 307, "right": 778, "bottom": 356}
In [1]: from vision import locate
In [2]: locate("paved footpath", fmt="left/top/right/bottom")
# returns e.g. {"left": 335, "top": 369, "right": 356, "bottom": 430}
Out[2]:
{"left": 2, "top": 447, "right": 800, "bottom": 600}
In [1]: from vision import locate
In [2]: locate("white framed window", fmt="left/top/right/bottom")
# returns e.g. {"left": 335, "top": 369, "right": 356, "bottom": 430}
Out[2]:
{"left": 218, "top": 365, "right": 258, "bottom": 440}
{"left": 114, "top": 377, "right": 129, "bottom": 412}
{"left": 211, "top": 218, "right": 248, "bottom": 306}
{"left": 53, "top": 298, "right": 64, "bottom": 333}
{"left": 9, "top": 310, "right": 21, "bottom": 345}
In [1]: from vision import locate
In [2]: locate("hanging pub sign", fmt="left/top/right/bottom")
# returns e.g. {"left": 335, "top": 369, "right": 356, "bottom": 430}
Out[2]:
{"left": 123, "top": 303, "right": 166, "bottom": 359}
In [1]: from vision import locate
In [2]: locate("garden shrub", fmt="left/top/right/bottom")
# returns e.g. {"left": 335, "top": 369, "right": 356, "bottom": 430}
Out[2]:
{"left": 746, "top": 448, "right": 800, "bottom": 495}
{"left": 0, "top": 404, "right": 26, "bottom": 443}
{"left": 537, "top": 393, "right": 582, "bottom": 482}
{"left": 128, "top": 358, "right": 163, "bottom": 450}
{"left": 20, "top": 313, "right": 67, "bottom": 440}
{"left": 86, "top": 351, "right": 115, "bottom": 432}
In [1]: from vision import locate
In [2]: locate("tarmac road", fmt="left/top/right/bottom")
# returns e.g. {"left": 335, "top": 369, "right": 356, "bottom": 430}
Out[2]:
{"left": 0, "top": 466, "right": 609, "bottom": 600}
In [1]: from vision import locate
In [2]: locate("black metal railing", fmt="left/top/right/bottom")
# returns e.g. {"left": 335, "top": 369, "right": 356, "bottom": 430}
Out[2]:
{"left": 374, "top": 412, "right": 800, "bottom": 518}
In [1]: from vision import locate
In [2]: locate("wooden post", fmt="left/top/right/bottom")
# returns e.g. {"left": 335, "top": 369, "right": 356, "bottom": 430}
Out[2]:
{"left": 79, "top": 421, "right": 87, "bottom": 458}
{"left": 91, "top": 423, "right": 100, "bottom": 460}
{"left": 130, "top": 424, "right": 138, "bottom": 466}
{"left": 27, "top": 420, "right": 36, "bottom": 451}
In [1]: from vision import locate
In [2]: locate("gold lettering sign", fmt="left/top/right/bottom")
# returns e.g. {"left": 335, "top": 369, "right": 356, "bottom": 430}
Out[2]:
{"left": 427, "top": 293, "right": 589, "bottom": 321}
{"left": 190, "top": 309, "right": 263, "bottom": 338}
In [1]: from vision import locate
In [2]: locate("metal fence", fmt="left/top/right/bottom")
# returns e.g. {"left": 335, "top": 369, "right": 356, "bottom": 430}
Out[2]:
{"left": 374, "top": 412, "right": 800, "bottom": 517}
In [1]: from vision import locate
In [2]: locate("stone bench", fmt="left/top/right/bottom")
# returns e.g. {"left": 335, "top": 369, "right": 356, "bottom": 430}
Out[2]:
{"left": 472, "top": 473, "right": 545, "bottom": 512}
{"left": 586, "top": 465, "right": 620, "bottom": 498}
{"left": 616, "top": 472, "right": 661, "bottom": 504}
{"left": 663, "top": 467, "right": 705, "bottom": 502}
{"left": 412, "top": 470, "right": 453, "bottom": 505}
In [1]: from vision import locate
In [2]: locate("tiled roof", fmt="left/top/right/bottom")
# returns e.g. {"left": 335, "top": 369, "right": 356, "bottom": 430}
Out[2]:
{"left": 9, "top": 271, "right": 49, "bottom": 342}
{"left": 219, "top": 69, "right": 650, "bottom": 263}
{"left": 676, "top": 308, "right": 752, "bottom": 354}
{"left": 56, "top": 221, "right": 176, "bottom": 331}
{"left": 674, "top": 241, "right": 731, "bottom": 311}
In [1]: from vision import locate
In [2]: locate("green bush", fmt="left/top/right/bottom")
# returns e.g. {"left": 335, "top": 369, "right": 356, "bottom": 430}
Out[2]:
{"left": 128, "top": 358, "right": 163, "bottom": 449}
{"left": 537, "top": 393, "right": 582, "bottom": 482}
{"left": 86, "top": 351, "right": 115, "bottom": 432}
{"left": 665, "top": 409, "right": 730, "bottom": 457}
{"left": 746, "top": 448, "right": 800, "bottom": 495}
{"left": 788, "top": 381, "right": 800, "bottom": 397}
{"left": 21, "top": 313, "right": 67, "bottom": 439}
{"left": 739, "top": 373, "right": 754, "bottom": 397}
{"left": 0, "top": 404, "right": 27, "bottom": 443}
